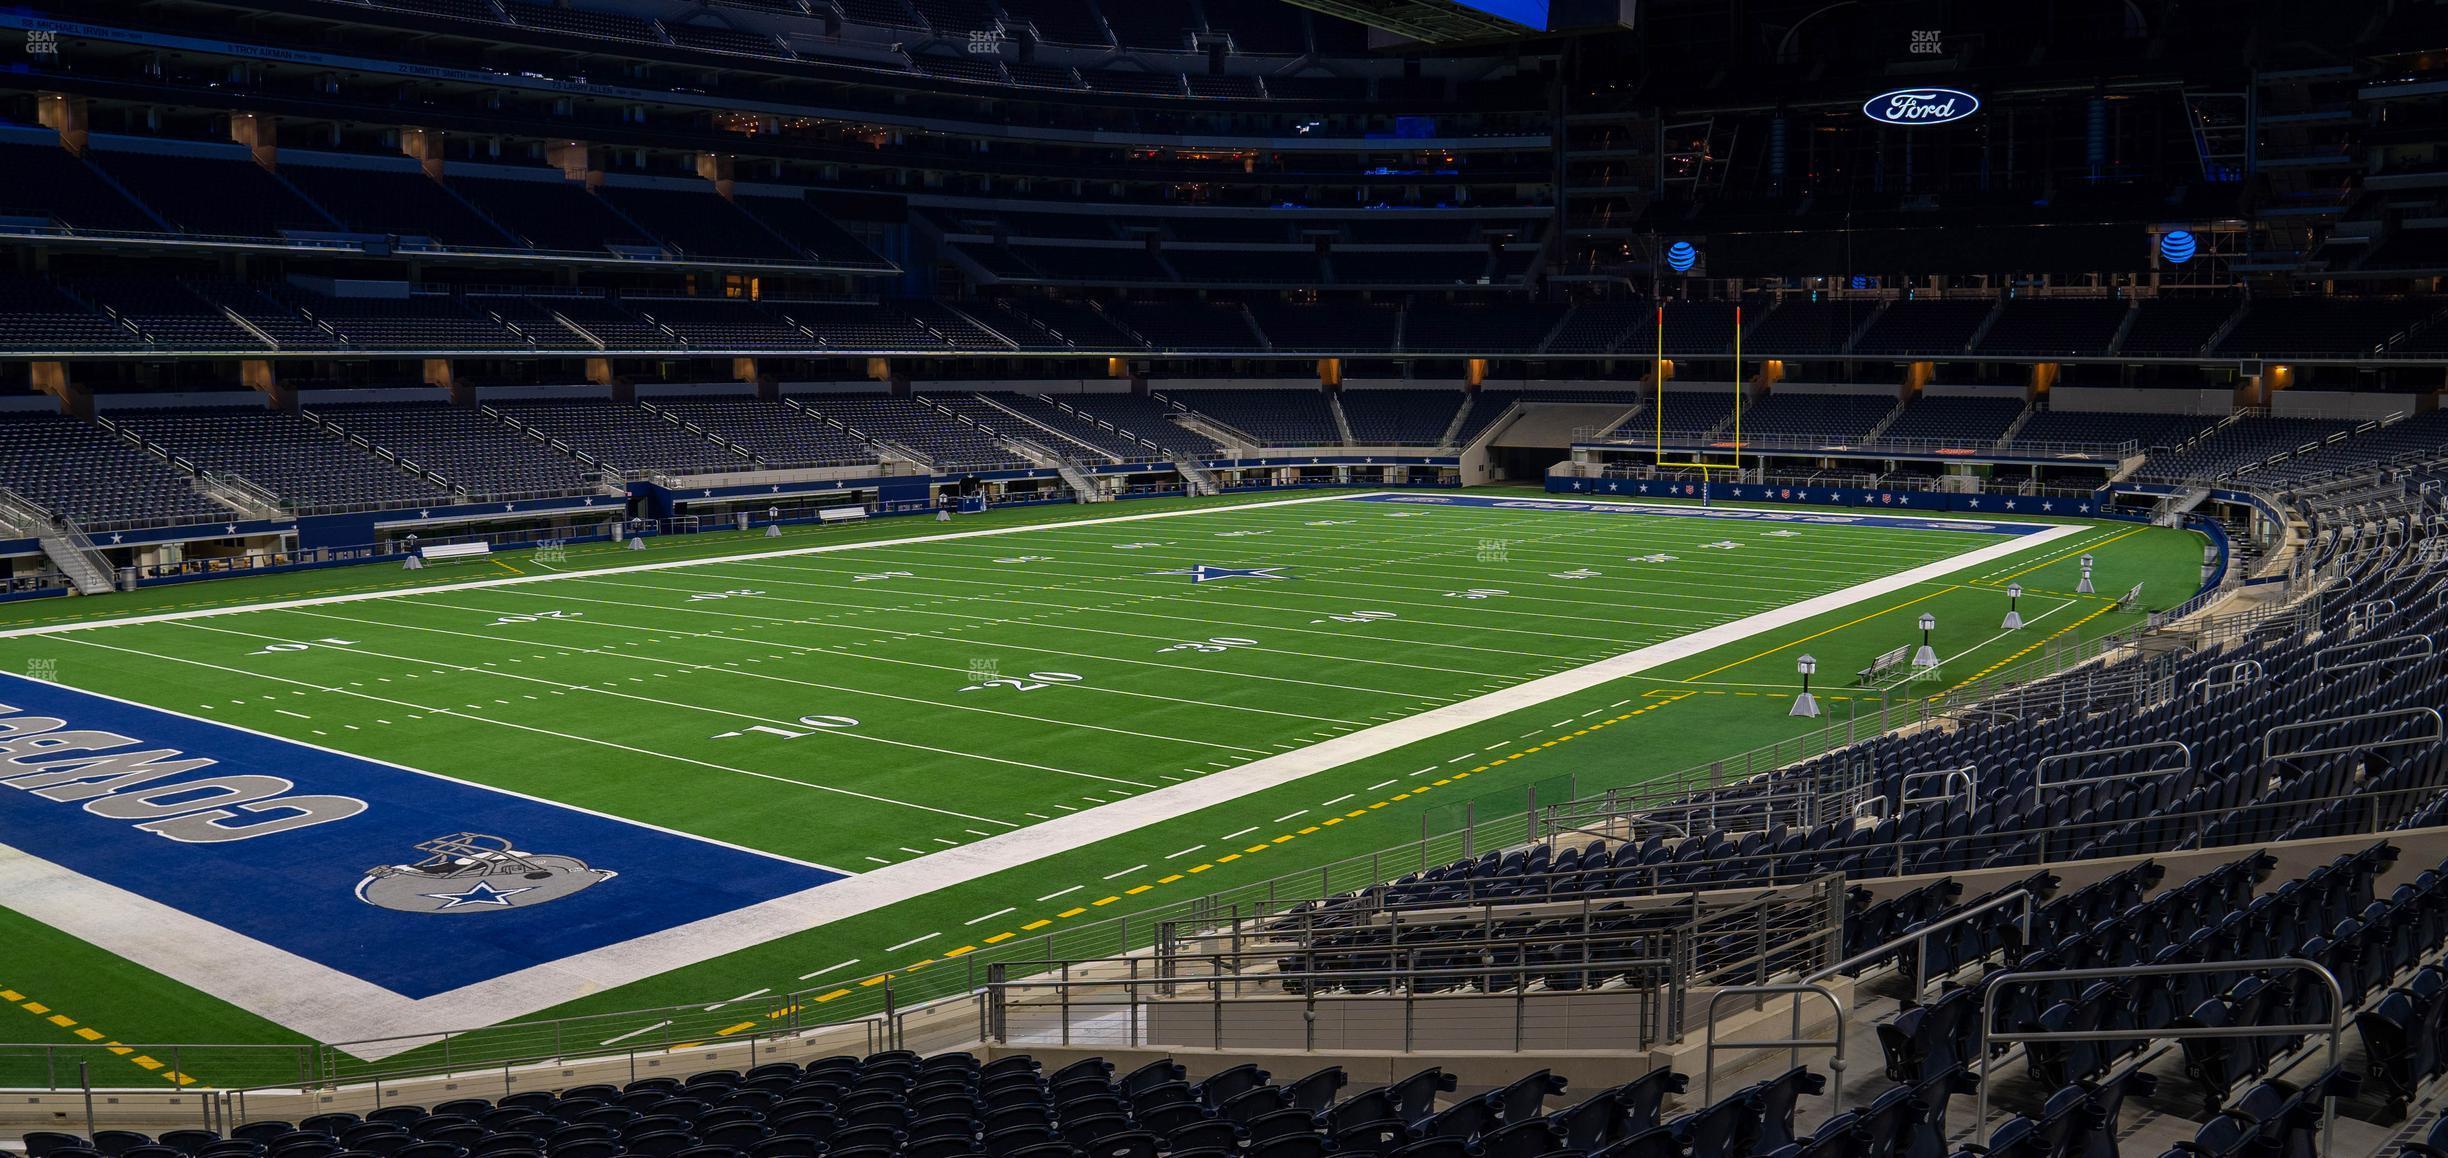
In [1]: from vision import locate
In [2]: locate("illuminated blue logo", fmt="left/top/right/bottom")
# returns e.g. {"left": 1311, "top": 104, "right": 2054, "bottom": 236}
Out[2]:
{"left": 2160, "top": 230, "right": 2197, "bottom": 264}
{"left": 1862, "top": 88, "right": 1981, "bottom": 126}
{"left": 1665, "top": 241, "right": 1697, "bottom": 272}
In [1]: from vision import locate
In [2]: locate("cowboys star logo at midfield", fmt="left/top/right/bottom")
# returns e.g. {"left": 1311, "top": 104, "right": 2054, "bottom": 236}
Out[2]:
{"left": 357, "top": 833, "right": 617, "bottom": 914}
{"left": 1150, "top": 564, "right": 1291, "bottom": 583}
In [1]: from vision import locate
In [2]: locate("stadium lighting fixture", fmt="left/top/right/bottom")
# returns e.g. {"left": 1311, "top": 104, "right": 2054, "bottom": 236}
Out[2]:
{"left": 2002, "top": 583, "right": 2024, "bottom": 630}
{"left": 2078, "top": 553, "right": 2096, "bottom": 594}
{"left": 1791, "top": 654, "right": 1820, "bottom": 718}
{"left": 1914, "top": 613, "right": 1939, "bottom": 668}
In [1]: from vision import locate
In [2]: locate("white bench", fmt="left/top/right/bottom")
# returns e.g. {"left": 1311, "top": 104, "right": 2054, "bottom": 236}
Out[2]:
{"left": 418, "top": 541, "right": 492, "bottom": 562}
{"left": 1857, "top": 645, "right": 1909, "bottom": 686}
{"left": 817, "top": 506, "right": 869, "bottom": 524}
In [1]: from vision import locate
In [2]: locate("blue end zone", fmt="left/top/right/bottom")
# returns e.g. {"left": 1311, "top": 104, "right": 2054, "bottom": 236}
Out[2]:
{"left": 0, "top": 674, "right": 842, "bottom": 999}
{"left": 1348, "top": 492, "right": 2052, "bottom": 535}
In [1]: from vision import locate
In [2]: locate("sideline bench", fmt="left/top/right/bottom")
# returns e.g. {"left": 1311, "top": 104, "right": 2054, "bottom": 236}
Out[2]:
{"left": 1858, "top": 645, "right": 1909, "bottom": 686}
{"left": 418, "top": 541, "right": 491, "bottom": 562}
{"left": 817, "top": 506, "right": 869, "bottom": 524}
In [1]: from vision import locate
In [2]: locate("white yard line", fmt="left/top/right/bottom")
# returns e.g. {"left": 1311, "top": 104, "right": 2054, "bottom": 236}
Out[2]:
{"left": 50, "top": 635, "right": 1016, "bottom": 831}
{"left": 1008, "top": 508, "right": 1960, "bottom": 600}
{"left": 538, "top": 576, "right": 1451, "bottom": 703}
{"left": 0, "top": 491, "right": 1375, "bottom": 640}
{"left": 284, "top": 601, "right": 1265, "bottom": 758}
{"left": 421, "top": 584, "right": 1374, "bottom": 726}
{"left": 749, "top": 548, "right": 1738, "bottom": 642}
{"left": 599, "top": 1020, "right": 671, "bottom": 1046}
{"left": 173, "top": 619, "right": 1155, "bottom": 792}
{"left": 644, "top": 563, "right": 1515, "bottom": 683}
{"left": 1933, "top": 597, "right": 2081, "bottom": 667}
{"left": 0, "top": 505, "right": 2083, "bottom": 1058}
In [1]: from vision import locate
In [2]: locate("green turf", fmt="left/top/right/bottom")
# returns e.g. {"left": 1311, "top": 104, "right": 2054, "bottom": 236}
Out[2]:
{"left": 0, "top": 487, "right": 2206, "bottom": 1087}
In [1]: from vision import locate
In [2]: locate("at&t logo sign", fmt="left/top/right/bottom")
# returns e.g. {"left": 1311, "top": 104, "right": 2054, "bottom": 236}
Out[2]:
{"left": 1863, "top": 88, "right": 1980, "bottom": 126}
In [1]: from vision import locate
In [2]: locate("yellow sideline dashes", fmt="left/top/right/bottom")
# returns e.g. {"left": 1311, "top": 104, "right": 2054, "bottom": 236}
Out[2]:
{"left": 762, "top": 691, "right": 1702, "bottom": 1021}
{"left": 2, "top": 983, "right": 201, "bottom": 1086}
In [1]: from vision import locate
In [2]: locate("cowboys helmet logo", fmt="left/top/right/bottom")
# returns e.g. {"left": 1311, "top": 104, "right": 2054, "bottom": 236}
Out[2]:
{"left": 356, "top": 833, "right": 616, "bottom": 915}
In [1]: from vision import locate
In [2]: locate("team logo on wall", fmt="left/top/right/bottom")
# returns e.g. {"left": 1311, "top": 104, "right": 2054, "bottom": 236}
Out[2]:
{"left": 356, "top": 833, "right": 617, "bottom": 914}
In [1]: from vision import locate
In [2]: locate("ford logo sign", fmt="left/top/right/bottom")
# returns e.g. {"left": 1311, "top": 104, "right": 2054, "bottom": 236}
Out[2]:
{"left": 1862, "top": 88, "right": 1981, "bottom": 126}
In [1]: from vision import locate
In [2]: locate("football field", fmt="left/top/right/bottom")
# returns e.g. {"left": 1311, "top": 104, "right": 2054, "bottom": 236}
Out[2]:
{"left": 0, "top": 489, "right": 2204, "bottom": 1081}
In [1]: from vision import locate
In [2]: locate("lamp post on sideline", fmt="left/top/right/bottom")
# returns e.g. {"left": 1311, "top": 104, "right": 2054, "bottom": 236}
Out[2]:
{"left": 2002, "top": 583, "right": 2025, "bottom": 630}
{"left": 1913, "top": 612, "right": 1939, "bottom": 668}
{"left": 2077, "top": 552, "right": 2096, "bottom": 594}
{"left": 1791, "top": 654, "right": 1820, "bottom": 717}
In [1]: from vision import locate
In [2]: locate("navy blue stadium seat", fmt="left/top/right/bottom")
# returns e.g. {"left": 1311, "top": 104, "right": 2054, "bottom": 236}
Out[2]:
{"left": 1332, "top": 1120, "right": 1416, "bottom": 1155}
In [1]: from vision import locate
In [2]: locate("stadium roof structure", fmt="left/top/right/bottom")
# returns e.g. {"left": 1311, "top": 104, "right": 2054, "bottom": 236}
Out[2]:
{"left": 1278, "top": 0, "right": 1546, "bottom": 44}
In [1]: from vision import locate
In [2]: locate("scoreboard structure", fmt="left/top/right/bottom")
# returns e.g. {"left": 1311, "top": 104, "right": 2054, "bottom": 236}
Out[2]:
{"left": 1290, "top": 0, "right": 1631, "bottom": 43}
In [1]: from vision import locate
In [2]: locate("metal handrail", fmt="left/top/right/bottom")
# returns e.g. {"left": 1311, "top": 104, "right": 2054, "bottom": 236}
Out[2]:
{"left": 2034, "top": 740, "right": 2194, "bottom": 791}
{"left": 2193, "top": 659, "right": 2263, "bottom": 702}
{"left": 2312, "top": 633, "right": 2436, "bottom": 673}
{"left": 1805, "top": 888, "right": 2038, "bottom": 999}
{"left": 2345, "top": 599, "right": 2399, "bottom": 635}
{"left": 1974, "top": 959, "right": 2345, "bottom": 1158}
{"left": 983, "top": 953, "right": 1681, "bottom": 1053}
{"left": 1545, "top": 593, "right": 2319, "bottom": 824}
{"left": 1899, "top": 766, "right": 1976, "bottom": 809}
{"left": 1580, "top": 431, "right": 2141, "bottom": 459}
{"left": 1419, "top": 778, "right": 2448, "bottom": 912}
{"left": 4, "top": 468, "right": 2404, "bottom": 1094}
{"left": 2262, "top": 706, "right": 2445, "bottom": 762}
{"left": 1701, "top": 984, "right": 1847, "bottom": 1109}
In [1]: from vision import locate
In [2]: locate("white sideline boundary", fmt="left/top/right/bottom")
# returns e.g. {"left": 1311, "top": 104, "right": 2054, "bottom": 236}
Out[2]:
{"left": 0, "top": 498, "right": 2086, "bottom": 1058}
{"left": 0, "top": 492, "right": 1375, "bottom": 640}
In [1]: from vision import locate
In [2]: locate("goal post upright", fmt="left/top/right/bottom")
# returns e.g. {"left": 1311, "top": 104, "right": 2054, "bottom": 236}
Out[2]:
{"left": 1650, "top": 301, "right": 1746, "bottom": 480}
{"left": 1656, "top": 303, "right": 1675, "bottom": 463}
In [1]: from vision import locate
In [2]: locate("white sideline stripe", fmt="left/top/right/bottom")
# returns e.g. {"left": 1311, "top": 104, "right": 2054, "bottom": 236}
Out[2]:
{"left": 600, "top": 1020, "right": 670, "bottom": 1046}
{"left": 0, "top": 511, "right": 2086, "bottom": 1060}
{"left": 0, "top": 491, "right": 1370, "bottom": 640}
